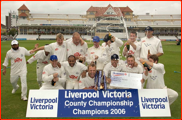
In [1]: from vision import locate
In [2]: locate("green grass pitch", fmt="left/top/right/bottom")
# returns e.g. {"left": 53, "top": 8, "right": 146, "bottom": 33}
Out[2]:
{"left": 1, "top": 40, "right": 181, "bottom": 119}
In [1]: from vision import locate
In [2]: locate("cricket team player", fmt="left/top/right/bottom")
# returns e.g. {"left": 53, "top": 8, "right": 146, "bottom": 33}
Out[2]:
{"left": 122, "top": 31, "right": 141, "bottom": 64}
{"left": 103, "top": 34, "right": 123, "bottom": 63}
{"left": 2, "top": 40, "right": 35, "bottom": 101}
{"left": 61, "top": 55, "right": 87, "bottom": 89}
{"left": 67, "top": 32, "right": 88, "bottom": 63}
{"left": 30, "top": 33, "right": 67, "bottom": 62}
{"left": 79, "top": 63, "right": 97, "bottom": 90}
{"left": 120, "top": 55, "right": 143, "bottom": 74}
{"left": 85, "top": 36, "right": 107, "bottom": 70}
{"left": 27, "top": 46, "right": 51, "bottom": 87}
{"left": 103, "top": 54, "right": 125, "bottom": 89}
{"left": 40, "top": 55, "right": 66, "bottom": 90}
{"left": 140, "top": 26, "right": 164, "bottom": 61}
{"left": 140, "top": 55, "right": 178, "bottom": 105}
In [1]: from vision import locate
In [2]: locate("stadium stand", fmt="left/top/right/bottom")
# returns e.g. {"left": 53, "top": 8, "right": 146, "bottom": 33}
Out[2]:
{"left": 70, "top": 20, "right": 84, "bottom": 24}
{"left": 30, "top": 20, "right": 50, "bottom": 24}
{"left": 137, "top": 15, "right": 152, "bottom": 19}
{"left": 110, "top": 33, "right": 127, "bottom": 39}
{"left": 152, "top": 15, "right": 171, "bottom": 19}
{"left": 82, "top": 35, "right": 92, "bottom": 40}
{"left": 142, "top": 21, "right": 152, "bottom": 25}
{"left": 31, "top": 14, "right": 49, "bottom": 18}
{"left": 51, "top": 20, "right": 68, "bottom": 24}
{"left": 125, "top": 21, "right": 137, "bottom": 26}
{"left": 16, "top": 35, "right": 38, "bottom": 40}
{"left": 153, "top": 21, "right": 171, "bottom": 25}
{"left": 87, "top": 21, "right": 96, "bottom": 24}
{"left": 49, "top": 14, "right": 67, "bottom": 18}
{"left": 137, "top": 32, "right": 145, "bottom": 38}
{"left": 67, "top": 14, "right": 83, "bottom": 19}
{"left": 18, "top": 19, "right": 29, "bottom": 25}
{"left": 173, "top": 21, "right": 181, "bottom": 25}
{"left": 39, "top": 35, "right": 56, "bottom": 40}
{"left": 172, "top": 15, "right": 181, "bottom": 19}
{"left": 64, "top": 35, "right": 72, "bottom": 40}
{"left": 136, "top": 21, "right": 145, "bottom": 25}
{"left": 49, "top": 14, "right": 83, "bottom": 19}
{"left": 158, "top": 36, "right": 177, "bottom": 41}
{"left": 15, "top": 4, "right": 181, "bottom": 40}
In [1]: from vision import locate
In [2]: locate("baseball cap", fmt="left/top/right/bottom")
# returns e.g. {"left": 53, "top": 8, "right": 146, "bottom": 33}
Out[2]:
{"left": 93, "top": 36, "right": 100, "bottom": 42}
{"left": 103, "top": 34, "right": 111, "bottom": 42}
{"left": 111, "top": 54, "right": 119, "bottom": 60}
{"left": 11, "top": 40, "right": 19, "bottom": 45}
{"left": 50, "top": 55, "right": 58, "bottom": 61}
{"left": 145, "top": 26, "right": 154, "bottom": 31}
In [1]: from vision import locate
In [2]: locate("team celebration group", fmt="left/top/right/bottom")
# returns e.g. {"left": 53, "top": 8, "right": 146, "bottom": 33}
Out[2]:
{"left": 2, "top": 26, "right": 178, "bottom": 105}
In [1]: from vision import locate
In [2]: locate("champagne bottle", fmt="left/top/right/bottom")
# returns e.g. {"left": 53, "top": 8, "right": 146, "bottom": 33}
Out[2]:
{"left": 108, "top": 33, "right": 112, "bottom": 40}
{"left": 142, "top": 62, "right": 152, "bottom": 71}
{"left": 79, "top": 59, "right": 83, "bottom": 63}
{"left": 52, "top": 79, "right": 56, "bottom": 86}
{"left": 126, "top": 43, "right": 130, "bottom": 51}
{"left": 79, "top": 55, "right": 83, "bottom": 63}
{"left": 148, "top": 49, "right": 150, "bottom": 55}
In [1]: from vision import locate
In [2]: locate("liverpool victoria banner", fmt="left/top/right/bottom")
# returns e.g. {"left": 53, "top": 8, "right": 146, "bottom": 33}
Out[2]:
{"left": 26, "top": 89, "right": 171, "bottom": 117}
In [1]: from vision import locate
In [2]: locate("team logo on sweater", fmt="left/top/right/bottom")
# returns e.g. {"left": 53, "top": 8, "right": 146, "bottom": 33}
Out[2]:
{"left": 76, "top": 72, "right": 79, "bottom": 74}
{"left": 144, "top": 43, "right": 151, "bottom": 47}
{"left": 14, "top": 58, "right": 22, "bottom": 63}
{"left": 69, "top": 75, "right": 78, "bottom": 79}
{"left": 150, "top": 75, "right": 157, "bottom": 80}
{"left": 62, "top": 45, "right": 65, "bottom": 48}
{"left": 74, "top": 52, "right": 81, "bottom": 56}
{"left": 142, "top": 40, "right": 146, "bottom": 42}
{"left": 42, "top": 61, "right": 48, "bottom": 64}
{"left": 21, "top": 54, "right": 23, "bottom": 57}
{"left": 55, "top": 48, "right": 59, "bottom": 51}
{"left": 80, "top": 49, "right": 83, "bottom": 52}
{"left": 128, "top": 50, "right": 135, "bottom": 55}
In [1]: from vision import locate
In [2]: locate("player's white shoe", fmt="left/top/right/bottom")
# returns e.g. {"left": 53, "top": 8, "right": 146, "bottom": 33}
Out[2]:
{"left": 12, "top": 85, "right": 19, "bottom": 94}
{"left": 21, "top": 96, "right": 28, "bottom": 101}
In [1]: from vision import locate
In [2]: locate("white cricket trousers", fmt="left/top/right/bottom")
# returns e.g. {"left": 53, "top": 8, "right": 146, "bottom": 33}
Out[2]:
{"left": 165, "top": 87, "right": 178, "bottom": 105}
{"left": 10, "top": 74, "right": 27, "bottom": 97}
{"left": 66, "top": 80, "right": 79, "bottom": 89}
{"left": 36, "top": 63, "right": 46, "bottom": 87}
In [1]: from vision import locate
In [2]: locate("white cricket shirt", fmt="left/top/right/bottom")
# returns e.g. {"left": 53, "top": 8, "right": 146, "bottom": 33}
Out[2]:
{"left": 27, "top": 50, "right": 50, "bottom": 65}
{"left": 140, "top": 36, "right": 164, "bottom": 60}
{"left": 79, "top": 72, "right": 95, "bottom": 89}
{"left": 61, "top": 61, "right": 87, "bottom": 81}
{"left": 42, "top": 64, "right": 66, "bottom": 88}
{"left": 44, "top": 42, "right": 67, "bottom": 62}
{"left": 3, "top": 47, "right": 32, "bottom": 76}
{"left": 143, "top": 63, "right": 166, "bottom": 89}
{"left": 85, "top": 46, "right": 107, "bottom": 70}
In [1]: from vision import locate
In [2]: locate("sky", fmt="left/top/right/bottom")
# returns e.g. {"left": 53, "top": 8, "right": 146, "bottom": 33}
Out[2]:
{"left": 1, "top": 1, "right": 181, "bottom": 25}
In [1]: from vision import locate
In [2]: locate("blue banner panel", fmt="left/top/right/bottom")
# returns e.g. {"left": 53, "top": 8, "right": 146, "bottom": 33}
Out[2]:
{"left": 57, "top": 89, "right": 140, "bottom": 117}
